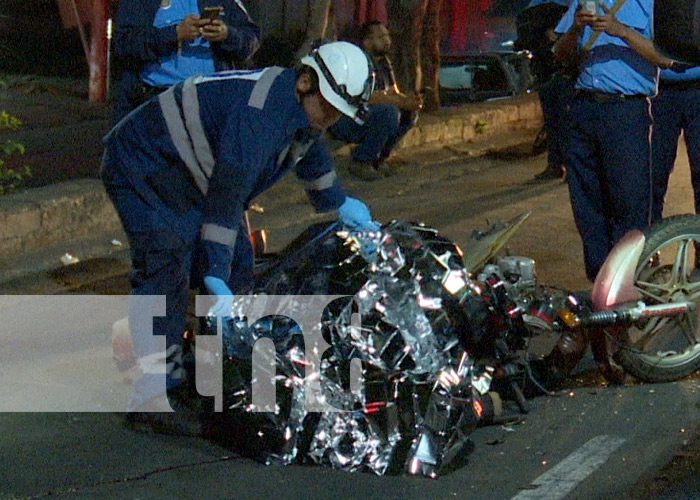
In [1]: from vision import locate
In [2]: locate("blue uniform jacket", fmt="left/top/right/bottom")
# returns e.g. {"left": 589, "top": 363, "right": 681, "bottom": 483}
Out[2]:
{"left": 103, "top": 67, "right": 346, "bottom": 281}
{"left": 112, "top": 0, "right": 261, "bottom": 122}
{"left": 555, "top": 0, "right": 656, "bottom": 95}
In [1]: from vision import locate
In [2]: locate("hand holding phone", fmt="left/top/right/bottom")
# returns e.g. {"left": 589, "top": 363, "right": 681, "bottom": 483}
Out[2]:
{"left": 199, "top": 7, "right": 228, "bottom": 42}
{"left": 202, "top": 6, "right": 223, "bottom": 24}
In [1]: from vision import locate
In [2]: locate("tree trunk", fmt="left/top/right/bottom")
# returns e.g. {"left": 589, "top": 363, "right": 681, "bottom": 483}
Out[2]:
{"left": 387, "top": 0, "right": 428, "bottom": 94}
{"left": 295, "top": 0, "right": 334, "bottom": 59}
{"left": 419, "top": 0, "right": 443, "bottom": 111}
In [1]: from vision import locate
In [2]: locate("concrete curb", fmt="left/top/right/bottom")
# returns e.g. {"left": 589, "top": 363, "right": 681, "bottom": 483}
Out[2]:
{"left": 0, "top": 180, "right": 120, "bottom": 256}
{"left": 0, "top": 93, "right": 542, "bottom": 281}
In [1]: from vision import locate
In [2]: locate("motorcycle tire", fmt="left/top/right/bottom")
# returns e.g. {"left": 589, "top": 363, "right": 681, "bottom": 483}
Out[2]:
{"left": 614, "top": 214, "right": 700, "bottom": 382}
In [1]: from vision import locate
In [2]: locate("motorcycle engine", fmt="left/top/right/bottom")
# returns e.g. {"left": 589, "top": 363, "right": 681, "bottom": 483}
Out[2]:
{"left": 478, "top": 255, "right": 537, "bottom": 302}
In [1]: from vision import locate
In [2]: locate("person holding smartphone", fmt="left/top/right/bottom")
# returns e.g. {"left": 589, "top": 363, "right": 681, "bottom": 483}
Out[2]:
{"left": 552, "top": 0, "right": 674, "bottom": 281}
{"left": 112, "top": 0, "right": 261, "bottom": 124}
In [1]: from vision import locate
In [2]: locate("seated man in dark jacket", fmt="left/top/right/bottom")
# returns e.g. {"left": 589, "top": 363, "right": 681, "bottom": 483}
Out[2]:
{"left": 328, "top": 21, "right": 423, "bottom": 181}
{"left": 111, "top": 0, "right": 261, "bottom": 124}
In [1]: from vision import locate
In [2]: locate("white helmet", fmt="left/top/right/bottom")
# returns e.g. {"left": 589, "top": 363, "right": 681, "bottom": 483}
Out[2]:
{"left": 301, "top": 41, "right": 375, "bottom": 124}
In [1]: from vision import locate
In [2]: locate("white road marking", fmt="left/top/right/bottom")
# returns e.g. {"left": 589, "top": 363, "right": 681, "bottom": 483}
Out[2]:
{"left": 510, "top": 435, "right": 627, "bottom": 500}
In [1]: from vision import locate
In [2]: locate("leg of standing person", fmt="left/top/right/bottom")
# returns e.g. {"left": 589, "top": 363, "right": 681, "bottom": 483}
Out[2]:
{"left": 101, "top": 141, "right": 204, "bottom": 420}
{"left": 565, "top": 97, "right": 610, "bottom": 281}
{"left": 534, "top": 74, "right": 567, "bottom": 180}
{"left": 679, "top": 87, "right": 700, "bottom": 268}
{"left": 535, "top": 72, "right": 571, "bottom": 181}
{"left": 565, "top": 96, "right": 651, "bottom": 282}
{"left": 549, "top": 74, "right": 573, "bottom": 176}
{"left": 680, "top": 87, "right": 700, "bottom": 216}
{"left": 103, "top": 188, "right": 199, "bottom": 404}
{"left": 600, "top": 98, "right": 652, "bottom": 247}
{"left": 651, "top": 87, "right": 683, "bottom": 223}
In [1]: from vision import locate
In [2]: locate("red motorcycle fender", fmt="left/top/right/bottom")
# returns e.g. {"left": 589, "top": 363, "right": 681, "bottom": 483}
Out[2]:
{"left": 591, "top": 229, "right": 646, "bottom": 311}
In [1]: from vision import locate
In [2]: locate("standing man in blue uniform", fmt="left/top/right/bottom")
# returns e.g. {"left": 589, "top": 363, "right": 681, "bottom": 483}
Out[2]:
{"left": 651, "top": 65, "right": 700, "bottom": 226}
{"left": 112, "top": 0, "right": 261, "bottom": 124}
{"left": 553, "top": 0, "right": 673, "bottom": 281}
{"left": 328, "top": 21, "right": 423, "bottom": 181}
{"left": 102, "top": 42, "right": 379, "bottom": 429}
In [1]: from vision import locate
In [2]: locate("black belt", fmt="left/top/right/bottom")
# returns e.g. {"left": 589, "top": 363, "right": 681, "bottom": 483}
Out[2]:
{"left": 574, "top": 90, "right": 648, "bottom": 103}
{"left": 659, "top": 79, "right": 700, "bottom": 91}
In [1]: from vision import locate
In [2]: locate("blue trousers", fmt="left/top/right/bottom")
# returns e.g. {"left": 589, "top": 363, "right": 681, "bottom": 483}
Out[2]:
{"left": 328, "top": 104, "right": 417, "bottom": 163}
{"left": 651, "top": 85, "right": 700, "bottom": 223}
{"left": 538, "top": 73, "right": 573, "bottom": 169}
{"left": 565, "top": 95, "right": 652, "bottom": 281}
{"left": 101, "top": 138, "right": 253, "bottom": 408}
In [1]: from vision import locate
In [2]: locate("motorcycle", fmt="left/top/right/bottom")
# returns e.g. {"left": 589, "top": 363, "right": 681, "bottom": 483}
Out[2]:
{"left": 112, "top": 212, "right": 700, "bottom": 477}
{"left": 587, "top": 213, "right": 700, "bottom": 382}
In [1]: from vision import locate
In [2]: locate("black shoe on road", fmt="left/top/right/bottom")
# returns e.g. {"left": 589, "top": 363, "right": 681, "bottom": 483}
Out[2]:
{"left": 123, "top": 383, "right": 212, "bottom": 437}
{"left": 124, "top": 409, "right": 206, "bottom": 437}
{"left": 348, "top": 160, "right": 382, "bottom": 181}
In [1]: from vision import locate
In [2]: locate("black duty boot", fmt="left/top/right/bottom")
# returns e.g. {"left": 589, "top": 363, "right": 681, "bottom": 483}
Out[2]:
{"left": 348, "top": 160, "right": 382, "bottom": 181}
{"left": 375, "top": 161, "right": 397, "bottom": 177}
{"left": 124, "top": 384, "right": 212, "bottom": 437}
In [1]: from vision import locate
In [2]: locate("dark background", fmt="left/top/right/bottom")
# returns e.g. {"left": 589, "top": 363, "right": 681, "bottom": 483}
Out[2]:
{"left": 0, "top": 0, "right": 87, "bottom": 76}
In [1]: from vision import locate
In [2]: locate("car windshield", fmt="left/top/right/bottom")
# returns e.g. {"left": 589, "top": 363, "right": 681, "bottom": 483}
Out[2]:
{"left": 439, "top": 59, "right": 509, "bottom": 92}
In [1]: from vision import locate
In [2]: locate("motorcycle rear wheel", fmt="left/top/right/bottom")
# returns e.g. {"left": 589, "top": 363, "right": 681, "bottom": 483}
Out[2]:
{"left": 615, "top": 214, "right": 700, "bottom": 382}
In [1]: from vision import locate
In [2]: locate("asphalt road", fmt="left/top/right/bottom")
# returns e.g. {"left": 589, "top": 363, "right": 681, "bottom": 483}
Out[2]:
{"left": 1, "top": 141, "right": 699, "bottom": 499}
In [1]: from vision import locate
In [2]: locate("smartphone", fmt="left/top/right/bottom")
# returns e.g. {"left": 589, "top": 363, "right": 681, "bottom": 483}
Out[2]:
{"left": 202, "top": 6, "right": 223, "bottom": 22}
{"left": 581, "top": 0, "right": 600, "bottom": 14}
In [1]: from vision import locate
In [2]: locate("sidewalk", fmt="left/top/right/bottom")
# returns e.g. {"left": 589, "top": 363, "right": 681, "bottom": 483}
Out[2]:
{"left": 0, "top": 75, "right": 543, "bottom": 284}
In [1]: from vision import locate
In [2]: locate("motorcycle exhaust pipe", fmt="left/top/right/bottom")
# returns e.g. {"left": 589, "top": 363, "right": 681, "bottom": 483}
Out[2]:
{"left": 576, "top": 301, "right": 695, "bottom": 327}
{"left": 548, "top": 329, "right": 589, "bottom": 375}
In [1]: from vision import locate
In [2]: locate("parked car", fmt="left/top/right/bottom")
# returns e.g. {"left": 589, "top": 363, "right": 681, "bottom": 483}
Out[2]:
{"left": 438, "top": 51, "right": 534, "bottom": 107}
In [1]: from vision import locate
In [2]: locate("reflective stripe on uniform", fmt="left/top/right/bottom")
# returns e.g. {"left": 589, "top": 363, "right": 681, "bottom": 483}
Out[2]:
{"left": 248, "top": 66, "right": 285, "bottom": 109}
{"left": 304, "top": 171, "right": 337, "bottom": 191}
{"left": 276, "top": 144, "right": 291, "bottom": 166}
{"left": 233, "top": 0, "right": 250, "bottom": 16}
{"left": 202, "top": 223, "right": 239, "bottom": 247}
{"left": 158, "top": 85, "right": 209, "bottom": 194}
{"left": 182, "top": 78, "right": 215, "bottom": 177}
{"left": 288, "top": 140, "right": 314, "bottom": 167}
{"left": 160, "top": 69, "right": 287, "bottom": 197}
{"left": 193, "top": 68, "right": 267, "bottom": 84}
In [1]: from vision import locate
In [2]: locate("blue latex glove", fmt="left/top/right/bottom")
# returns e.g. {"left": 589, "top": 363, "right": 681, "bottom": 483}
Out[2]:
{"left": 203, "top": 276, "right": 234, "bottom": 317}
{"left": 337, "top": 197, "right": 381, "bottom": 231}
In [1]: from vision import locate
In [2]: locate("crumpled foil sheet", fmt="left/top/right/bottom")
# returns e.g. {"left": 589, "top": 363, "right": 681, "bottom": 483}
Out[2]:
{"left": 217, "top": 221, "right": 486, "bottom": 477}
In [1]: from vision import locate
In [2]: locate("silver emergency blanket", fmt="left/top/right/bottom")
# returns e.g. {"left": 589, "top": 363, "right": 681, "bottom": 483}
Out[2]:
{"left": 216, "top": 221, "right": 488, "bottom": 477}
